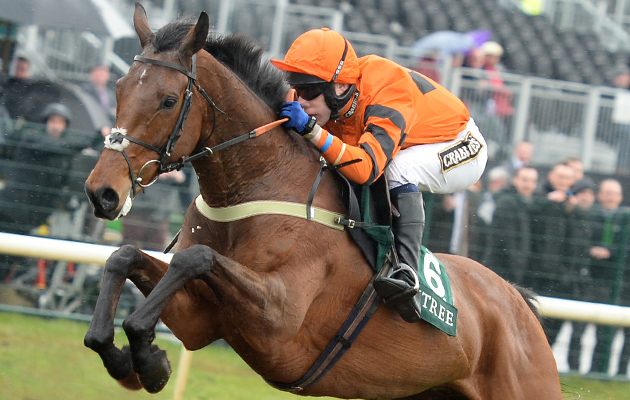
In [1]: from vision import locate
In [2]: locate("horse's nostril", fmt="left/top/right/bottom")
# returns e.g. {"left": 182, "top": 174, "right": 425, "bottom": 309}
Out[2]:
{"left": 98, "top": 187, "right": 120, "bottom": 212}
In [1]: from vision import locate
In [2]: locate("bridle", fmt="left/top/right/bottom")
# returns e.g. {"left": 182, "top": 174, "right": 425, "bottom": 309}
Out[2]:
{"left": 105, "top": 53, "right": 223, "bottom": 197}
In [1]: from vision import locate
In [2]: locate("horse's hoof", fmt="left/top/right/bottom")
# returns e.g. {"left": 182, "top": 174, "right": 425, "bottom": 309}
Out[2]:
{"left": 103, "top": 345, "right": 134, "bottom": 381}
{"left": 117, "top": 371, "right": 143, "bottom": 391}
{"left": 138, "top": 347, "right": 172, "bottom": 393}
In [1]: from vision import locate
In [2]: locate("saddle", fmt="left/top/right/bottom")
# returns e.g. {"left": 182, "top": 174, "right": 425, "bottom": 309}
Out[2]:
{"left": 334, "top": 170, "right": 424, "bottom": 323}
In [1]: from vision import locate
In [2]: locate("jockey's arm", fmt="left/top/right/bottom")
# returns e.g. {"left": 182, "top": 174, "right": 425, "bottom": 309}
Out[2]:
{"left": 307, "top": 109, "right": 407, "bottom": 185}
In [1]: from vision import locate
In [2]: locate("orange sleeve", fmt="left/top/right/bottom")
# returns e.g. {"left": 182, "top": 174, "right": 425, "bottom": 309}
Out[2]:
{"left": 317, "top": 129, "right": 373, "bottom": 184}
{"left": 318, "top": 104, "right": 408, "bottom": 185}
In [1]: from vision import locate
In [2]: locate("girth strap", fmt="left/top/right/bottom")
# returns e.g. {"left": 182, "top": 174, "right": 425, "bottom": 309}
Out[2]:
{"left": 264, "top": 266, "right": 386, "bottom": 393}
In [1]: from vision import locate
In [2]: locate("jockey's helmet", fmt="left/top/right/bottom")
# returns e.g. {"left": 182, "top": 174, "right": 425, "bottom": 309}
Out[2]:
{"left": 271, "top": 28, "right": 359, "bottom": 118}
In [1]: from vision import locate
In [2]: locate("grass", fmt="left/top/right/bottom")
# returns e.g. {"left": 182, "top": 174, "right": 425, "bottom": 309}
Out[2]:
{"left": 1, "top": 312, "right": 630, "bottom": 399}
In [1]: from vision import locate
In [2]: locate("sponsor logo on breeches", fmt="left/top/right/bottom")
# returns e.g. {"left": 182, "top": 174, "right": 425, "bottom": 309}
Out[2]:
{"left": 438, "top": 132, "right": 483, "bottom": 173}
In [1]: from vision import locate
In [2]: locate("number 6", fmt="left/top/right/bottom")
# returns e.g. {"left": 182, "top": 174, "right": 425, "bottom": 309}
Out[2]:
{"left": 423, "top": 253, "right": 446, "bottom": 298}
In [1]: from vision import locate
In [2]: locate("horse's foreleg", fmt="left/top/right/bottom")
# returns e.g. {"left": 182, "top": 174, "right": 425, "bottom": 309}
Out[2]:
{"left": 121, "top": 244, "right": 216, "bottom": 393}
{"left": 84, "top": 244, "right": 167, "bottom": 391}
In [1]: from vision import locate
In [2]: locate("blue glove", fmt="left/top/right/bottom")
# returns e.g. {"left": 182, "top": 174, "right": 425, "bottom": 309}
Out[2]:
{"left": 279, "top": 101, "right": 311, "bottom": 134}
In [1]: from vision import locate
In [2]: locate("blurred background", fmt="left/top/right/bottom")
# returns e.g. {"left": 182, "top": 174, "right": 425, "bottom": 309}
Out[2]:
{"left": 1, "top": 0, "right": 630, "bottom": 386}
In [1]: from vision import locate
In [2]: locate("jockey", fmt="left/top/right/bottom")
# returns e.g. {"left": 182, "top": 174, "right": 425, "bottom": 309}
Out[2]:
{"left": 271, "top": 28, "right": 487, "bottom": 322}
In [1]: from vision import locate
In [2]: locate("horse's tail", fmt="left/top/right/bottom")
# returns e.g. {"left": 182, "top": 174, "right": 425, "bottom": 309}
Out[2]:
{"left": 512, "top": 284, "right": 541, "bottom": 321}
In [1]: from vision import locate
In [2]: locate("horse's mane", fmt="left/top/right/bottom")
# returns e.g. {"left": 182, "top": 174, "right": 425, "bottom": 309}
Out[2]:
{"left": 153, "top": 17, "right": 289, "bottom": 113}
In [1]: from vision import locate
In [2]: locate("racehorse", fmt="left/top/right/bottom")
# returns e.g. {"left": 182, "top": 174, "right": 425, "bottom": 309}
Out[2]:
{"left": 83, "top": 4, "right": 563, "bottom": 399}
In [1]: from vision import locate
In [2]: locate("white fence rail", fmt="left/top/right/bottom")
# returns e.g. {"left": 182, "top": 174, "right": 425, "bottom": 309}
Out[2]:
{"left": 0, "top": 232, "right": 628, "bottom": 326}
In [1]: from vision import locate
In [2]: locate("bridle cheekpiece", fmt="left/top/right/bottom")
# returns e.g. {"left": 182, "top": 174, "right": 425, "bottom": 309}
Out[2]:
{"left": 104, "top": 53, "right": 222, "bottom": 197}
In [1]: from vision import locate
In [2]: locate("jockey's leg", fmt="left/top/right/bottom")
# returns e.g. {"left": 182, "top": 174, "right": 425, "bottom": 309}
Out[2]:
{"left": 374, "top": 184, "right": 424, "bottom": 323}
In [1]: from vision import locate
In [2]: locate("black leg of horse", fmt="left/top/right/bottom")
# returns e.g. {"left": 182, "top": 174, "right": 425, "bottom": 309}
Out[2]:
{"left": 84, "top": 245, "right": 160, "bottom": 390}
{"left": 122, "top": 244, "right": 215, "bottom": 393}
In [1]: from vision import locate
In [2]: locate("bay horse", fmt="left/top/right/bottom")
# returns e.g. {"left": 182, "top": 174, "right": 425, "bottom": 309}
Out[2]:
{"left": 83, "top": 4, "right": 563, "bottom": 399}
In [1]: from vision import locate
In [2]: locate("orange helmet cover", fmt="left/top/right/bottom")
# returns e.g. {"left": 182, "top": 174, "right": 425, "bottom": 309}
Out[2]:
{"left": 271, "top": 28, "right": 360, "bottom": 84}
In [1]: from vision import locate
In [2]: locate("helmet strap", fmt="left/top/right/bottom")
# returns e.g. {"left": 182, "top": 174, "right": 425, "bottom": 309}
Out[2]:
{"left": 325, "top": 84, "right": 356, "bottom": 120}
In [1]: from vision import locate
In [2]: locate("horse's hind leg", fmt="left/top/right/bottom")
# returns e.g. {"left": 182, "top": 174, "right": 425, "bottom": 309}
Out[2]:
{"left": 122, "top": 244, "right": 216, "bottom": 393}
{"left": 84, "top": 244, "right": 168, "bottom": 390}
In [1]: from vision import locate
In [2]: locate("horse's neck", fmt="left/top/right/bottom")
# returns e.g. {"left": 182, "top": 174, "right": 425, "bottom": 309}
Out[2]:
{"left": 193, "top": 58, "right": 323, "bottom": 207}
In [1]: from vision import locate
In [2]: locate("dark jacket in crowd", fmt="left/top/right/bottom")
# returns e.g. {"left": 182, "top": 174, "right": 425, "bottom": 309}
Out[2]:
{"left": 0, "top": 123, "right": 77, "bottom": 233}
{"left": 529, "top": 195, "right": 572, "bottom": 297}
{"left": 588, "top": 205, "right": 630, "bottom": 304}
{"left": 482, "top": 189, "right": 536, "bottom": 286}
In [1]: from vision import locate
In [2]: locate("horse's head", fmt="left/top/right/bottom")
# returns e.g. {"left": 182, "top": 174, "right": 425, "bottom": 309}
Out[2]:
{"left": 85, "top": 3, "right": 212, "bottom": 220}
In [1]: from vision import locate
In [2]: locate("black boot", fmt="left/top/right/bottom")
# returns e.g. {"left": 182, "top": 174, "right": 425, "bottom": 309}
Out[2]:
{"left": 373, "top": 191, "right": 425, "bottom": 323}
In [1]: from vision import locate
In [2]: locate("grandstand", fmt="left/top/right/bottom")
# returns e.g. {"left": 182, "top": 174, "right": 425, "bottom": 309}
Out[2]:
{"left": 169, "top": 0, "right": 630, "bottom": 86}
{"left": 3, "top": 0, "right": 629, "bottom": 87}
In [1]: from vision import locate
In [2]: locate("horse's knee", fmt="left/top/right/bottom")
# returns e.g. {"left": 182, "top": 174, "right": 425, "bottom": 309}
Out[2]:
{"left": 84, "top": 328, "right": 113, "bottom": 352}
{"left": 170, "top": 244, "right": 215, "bottom": 277}
{"left": 105, "top": 244, "right": 144, "bottom": 275}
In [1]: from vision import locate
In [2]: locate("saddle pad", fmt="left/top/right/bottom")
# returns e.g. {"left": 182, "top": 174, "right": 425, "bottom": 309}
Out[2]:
{"left": 418, "top": 247, "right": 457, "bottom": 336}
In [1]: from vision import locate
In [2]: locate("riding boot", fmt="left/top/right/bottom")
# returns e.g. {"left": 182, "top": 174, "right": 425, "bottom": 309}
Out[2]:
{"left": 373, "top": 191, "right": 425, "bottom": 323}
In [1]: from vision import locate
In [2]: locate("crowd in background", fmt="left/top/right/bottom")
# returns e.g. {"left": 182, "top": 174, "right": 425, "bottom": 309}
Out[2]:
{"left": 425, "top": 140, "right": 630, "bottom": 376}
{"left": 413, "top": 39, "right": 630, "bottom": 376}
{"left": 0, "top": 55, "right": 195, "bottom": 282}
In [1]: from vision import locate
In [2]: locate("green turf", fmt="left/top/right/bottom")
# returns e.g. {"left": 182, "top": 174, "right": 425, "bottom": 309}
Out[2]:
{"left": 1, "top": 312, "right": 629, "bottom": 399}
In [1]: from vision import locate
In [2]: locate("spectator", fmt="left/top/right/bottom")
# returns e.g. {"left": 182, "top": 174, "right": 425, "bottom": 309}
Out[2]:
{"left": 476, "top": 166, "right": 510, "bottom": 226}
{"left": 83, "top": 64, "right": 116, "bottom": 131}
{"left": 482, "top": 166, "right": 538, "bottom": 286}
{"left": 0, "top": 102, "right": 77, "bottom": 233}
{"left": 463, "top": 47, "right": 485, "bottom": 70}
{"left": 0, "top": 55, "right": 32, "bottom": 120}
{"left": 563, "top": 156, "right": 584, "bottom": 185}
{"left": 480, "top": 41, "right": 514, "bottom": 119}
{"left": 13, "top": 56, "right": 31, "bottom": 80}
{"left": 460, "top": 47, "right": 503, "bottom": 159}
{"left": 564, "top": 177, "right": 598, "bottom": 371}
{"left": 535, "top": 162, "right": 576, "bottom": 202}
{"left": 531, "top": 162, "right": 576, "bottom": 345}
{"left": 0, "top": 103, "right": 78, "bottom": 280}
{"left": 499, "top": 140, "right": 533, "bottom": 177}
{"left": 588, "top": 179, "right": 629, "bottom": 373}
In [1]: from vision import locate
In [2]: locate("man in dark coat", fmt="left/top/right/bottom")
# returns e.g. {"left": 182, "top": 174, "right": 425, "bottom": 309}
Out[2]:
{"left": 587, "top": 179, "right": 630, "bottom": 374}
{"left": 0, "top": 103, "right": 77, "bottom": 234}
{"left": 564, "top": 177, "right": 598, "bottom": 371}
{"left": 482, "top": 166, "right": 538, "bottom": 286}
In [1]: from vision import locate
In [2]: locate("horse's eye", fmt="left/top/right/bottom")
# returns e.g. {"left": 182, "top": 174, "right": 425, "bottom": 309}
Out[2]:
{"left": 161, "top": 96, "right": 178, "bottom": 110}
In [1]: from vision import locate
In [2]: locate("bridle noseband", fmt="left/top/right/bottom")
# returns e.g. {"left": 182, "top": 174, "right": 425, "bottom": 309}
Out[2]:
{"left": 105, "top": 53, "right": 223, "bottom": 197}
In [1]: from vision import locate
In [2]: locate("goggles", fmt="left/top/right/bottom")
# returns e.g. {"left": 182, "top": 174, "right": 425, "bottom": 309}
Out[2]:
{"left": 293, "top": 83, "right": 328, "bottom": 101}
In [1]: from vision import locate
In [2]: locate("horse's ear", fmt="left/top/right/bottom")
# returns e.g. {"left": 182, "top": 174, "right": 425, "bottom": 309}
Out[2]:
{"left": 133, "top": 2, "right": 155, "bottom": 49}
{"left": 179, "top": 11, "right": 210, "bottom": 58}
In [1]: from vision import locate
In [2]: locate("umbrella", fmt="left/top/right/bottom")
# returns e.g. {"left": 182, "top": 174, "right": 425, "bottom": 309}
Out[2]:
{"left": 412, "top": 30, "right": 492, "bottom": 58}
{"left": 0, "top": 0, "right": 134, "bottom": 39}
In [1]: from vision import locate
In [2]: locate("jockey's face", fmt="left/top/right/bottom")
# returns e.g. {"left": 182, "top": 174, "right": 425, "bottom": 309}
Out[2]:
{"left": 298, "top": 92, "right": 332, "bottom": 125}
{"left": 297, "top": 82, "right": 349, "bottom": 125}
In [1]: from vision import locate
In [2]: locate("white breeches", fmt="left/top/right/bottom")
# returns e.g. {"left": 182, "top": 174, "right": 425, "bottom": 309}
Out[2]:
{"left": 386, "top": 118, "right": 488, "bottom": 193}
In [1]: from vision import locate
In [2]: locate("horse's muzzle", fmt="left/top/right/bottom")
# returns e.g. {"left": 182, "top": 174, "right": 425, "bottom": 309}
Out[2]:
{"left": 85, "top": 184, "right": 122, "bottom": 220}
